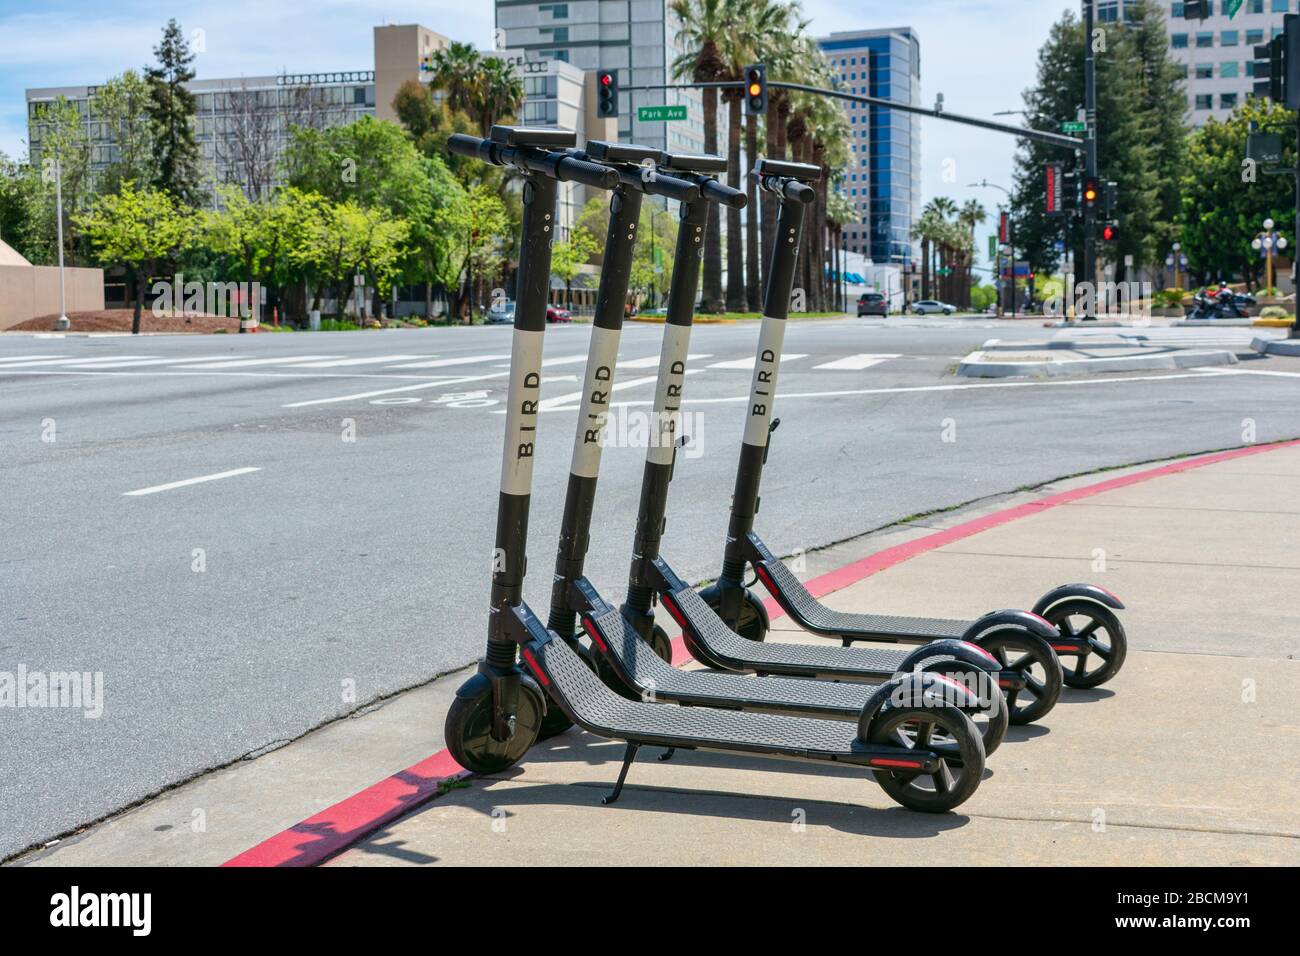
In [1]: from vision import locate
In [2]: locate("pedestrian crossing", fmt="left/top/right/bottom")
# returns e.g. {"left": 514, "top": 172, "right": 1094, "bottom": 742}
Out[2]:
{"left": 0, "top": 350, "right": 907, "bottom": 376}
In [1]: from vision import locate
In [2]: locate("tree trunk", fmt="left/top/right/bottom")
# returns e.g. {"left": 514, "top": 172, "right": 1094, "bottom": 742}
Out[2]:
{"left": 425, "top": 281, "right": 433, "bottom": 321}
{"left": 133, "top": 268, "right": 145, "bottom": 335}
{"left": 921, "top": 239, "right": 930, "bottom": 299}
{"left": 725, "top": 93, "right": 745, "bottom": 312}
{"left": 744, "top": 111, "right": 760, "bottom": 312}
{"left": 701, "top": 86, "right": 724, "bottom": 312}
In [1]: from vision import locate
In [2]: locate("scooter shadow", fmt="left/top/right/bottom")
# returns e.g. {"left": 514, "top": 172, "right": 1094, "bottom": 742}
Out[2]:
{"left": 1059, "top": 687, "right": 1116, "bottom": 704}
{"left": 456, "top": 733, "right": 981, "bottom": 838}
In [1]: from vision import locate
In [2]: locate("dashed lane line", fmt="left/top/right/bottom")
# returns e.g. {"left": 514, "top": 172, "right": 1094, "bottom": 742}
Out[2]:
{"left": 280, "top": 370, "right": 511, "bottom": 407}
{"left": 123, "top": 467, "right": 261, "bottom": 497}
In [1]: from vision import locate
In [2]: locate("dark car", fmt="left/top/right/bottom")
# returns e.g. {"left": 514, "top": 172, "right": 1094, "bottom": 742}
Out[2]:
{"left": 856, "top": 291, "right": 888, "bottom": 317}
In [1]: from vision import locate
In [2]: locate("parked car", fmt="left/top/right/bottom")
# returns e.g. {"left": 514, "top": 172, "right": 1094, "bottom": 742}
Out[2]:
{"left": 856, "top": 292, "right": 888, "bottom": 317}
{"left": 546, "top": 305, "right": 573, "bottom": 323}
{"left": 911, "top": 299, "right": 957, "bottom": 315}
{"left": 486, "top": 299, "right": 515, "bottom": 325}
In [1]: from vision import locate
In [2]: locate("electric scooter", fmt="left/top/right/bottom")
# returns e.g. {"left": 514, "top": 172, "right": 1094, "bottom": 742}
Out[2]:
{"left": 693, "top": 159, "right": 1127, "bottom": 721}
{"left": 445, "top": 130, "right": 988, "bottom": 812}
{"left": 557, "top": 151, "right": 1009, "bottom": 754}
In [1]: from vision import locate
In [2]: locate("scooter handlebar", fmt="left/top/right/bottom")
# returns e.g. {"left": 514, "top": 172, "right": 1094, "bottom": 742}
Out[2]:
{"left": 553, "top": 154, "right": 620, "bottom": 189}
{"left": 700, "top": 178, "right": 748, "bottom": 209}
{"left": 446, "top": 133, "right": 489, "bottom": 160}
{"left": 447, "top": 135, "right": 618, "bottom": 190}
{"left": 640, "top": 171, "right": 699, "bottom": 203}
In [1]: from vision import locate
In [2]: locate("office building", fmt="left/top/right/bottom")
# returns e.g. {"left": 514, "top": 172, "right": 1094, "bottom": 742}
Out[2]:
{"left": 1166, "top": 0, "right": 1299, "bottom": 124}
{"left": 818, "top": 27, "right": 921, "bottom": 270}
{"left": 494, "top": 0, "right": 704, "bottom": 157}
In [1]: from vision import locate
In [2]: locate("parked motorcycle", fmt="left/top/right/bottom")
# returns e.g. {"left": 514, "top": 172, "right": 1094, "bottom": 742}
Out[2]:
{"left": 1184, "top": 286, "right": 1255, "bottom": 320}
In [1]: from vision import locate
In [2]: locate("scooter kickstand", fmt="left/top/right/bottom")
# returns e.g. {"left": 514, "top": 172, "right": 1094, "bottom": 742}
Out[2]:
{"left": 602, "top": 743, "right": 640, "bottom": 805}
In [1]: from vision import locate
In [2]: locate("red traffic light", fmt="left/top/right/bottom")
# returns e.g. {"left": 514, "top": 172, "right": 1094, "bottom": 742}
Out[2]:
{"left": 1102, "top": 224, "right": 1117, "bottom": 242}
{"left": 600, "top": 72, "right": 612, "bottom": 86}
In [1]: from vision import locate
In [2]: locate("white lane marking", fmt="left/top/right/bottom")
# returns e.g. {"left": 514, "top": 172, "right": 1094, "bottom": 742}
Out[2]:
{"left": 0, "top": 354, "right": 67, "bottom": 364}
{"left": 492, "top": 353, "right": 590, "bottom": 368}
{"left": 602, "top": 369, "right": 1241, "bottom": 408}
{"left": 288, "top": 354, "right": 429, "bottom": 368}
{"left": 708, "top": 353, "right": 808, "bottom": 371}
{"left": 0, "top": 355, "right": 150, "bottom": 368}
{"left": 618, "top": 353, "right": 711, "bottom": 369}
{"left": 169, "top": 355, "right": 341, "bottom": 369}
{"left": 281, "top": 370, "right": 510, "bottom": 407}
{"left": 55, "top": 357, "right": 225, "bottom": 369}
{"left": 1210, "top": 367, "right": 1300, "bottom": 378}
{"left": 813, "top": 353, "right": 901, "bottom": 371}
{"left": 388, "top": 353, "right": 510, "bottom": 369}
{"left": 536, "top": 374, "right": 660, "bottom": 413}
{"left": 123, "top": 467, "right": 261, "bottom": 497}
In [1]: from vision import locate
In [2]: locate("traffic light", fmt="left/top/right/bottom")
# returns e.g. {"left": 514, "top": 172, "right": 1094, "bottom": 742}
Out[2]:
{"left": 744, "top": 63, "right": 767, "bottom": 116}
{"left": 1253, "top": 37, "right": 1284, "bottom": 102}
{"left": 1102, "top": 222, "right": 1119, "bottom": 243}
{"left": 596, "top": 69, "right": 619, "bottom": 118}
{"left": 1103, "top": 181, "right": 1118, "bottom": 214}
{"left": 1082, "top": 177, "right": 1100, "bottom": 210}
{"left": 1287, "top": 14, "right": 1300, "bottom": 109}
{"left": 1182, "top": 0, "right": 1208, "bottom": 19}
{"left": 1061, "top": 171, "right": 1079, "bottom": 213}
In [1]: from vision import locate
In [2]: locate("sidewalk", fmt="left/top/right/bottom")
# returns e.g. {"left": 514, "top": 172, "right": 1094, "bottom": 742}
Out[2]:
{"left": 21, "top": 442, "right": 1300, "bottom": 867}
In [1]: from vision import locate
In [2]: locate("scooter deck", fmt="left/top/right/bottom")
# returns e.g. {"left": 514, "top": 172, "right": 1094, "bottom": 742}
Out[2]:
{"left": 754, "top": 553, "right": 971, "bottom": 643}
{"left": 584, "top": 605, "right": 876, "bottom": 718}
{"left": 512, "top": 606, "right": 893, "bottom": 765}
{"left": 655, "top": 560, "right": 918, "bottom": 680}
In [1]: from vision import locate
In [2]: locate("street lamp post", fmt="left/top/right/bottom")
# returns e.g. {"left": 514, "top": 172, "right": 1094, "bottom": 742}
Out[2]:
{"left": 1250, "top": 218, "right": 1287, "bottom": 297}
{"left": 969, "top": 180, "right": 1014, "bottom": 316}
{"left": 54, "top": 157, "right": 70, "bottom": 332}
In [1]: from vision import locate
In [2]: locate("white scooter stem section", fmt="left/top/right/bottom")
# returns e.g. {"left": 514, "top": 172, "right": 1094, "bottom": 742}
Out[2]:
{"left": 645, "top": 322, "right": 694, "bottom": 467}
{"left": 499, "top": 328, "right": 546, "bottom": 496}
{"left": 742, "top": 315, "right": 788, "bottom": 447}
{"left": 570, "top": 325, "right": 623, "bottom": 479}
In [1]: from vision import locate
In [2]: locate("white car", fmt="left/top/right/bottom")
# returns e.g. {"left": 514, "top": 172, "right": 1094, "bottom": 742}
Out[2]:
{"left": 486, "top": 300, "right": 515, "bottom": 325}
{"left": 911, "top": 299, "right": 957, "bottom": 315}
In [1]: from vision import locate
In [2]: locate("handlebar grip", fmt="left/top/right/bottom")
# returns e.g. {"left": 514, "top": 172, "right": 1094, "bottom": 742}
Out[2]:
{"left": 785, "top": 181, "right": 817, "bottom": 204}
{"left": 555, "top": 155, "right": 620, "bottom": 190}
{"left": 447, "top": 134, "right": 489, "bottom": 160}
{"left": 643, "top": 172, "right": 699, "bottom": 203}
{"left": 701, "top": 179, "right": 748, "bottom": 209}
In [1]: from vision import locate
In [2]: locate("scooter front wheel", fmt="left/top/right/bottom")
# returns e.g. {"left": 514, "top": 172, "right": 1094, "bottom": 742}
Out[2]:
{"left": 445, "top": 675, "right": 546, "bottom": 774}
{"left": 868, "top": 704, "right": 985, "bottom": 813}
{"left": 920, "top": 661, "right": 1008, "bottom": 757}
{"left": 1040, "top": 599, "right": 1128, "bottom": 688}
{"left": 976, "top": 629, "right": 1063, "bottom": 725}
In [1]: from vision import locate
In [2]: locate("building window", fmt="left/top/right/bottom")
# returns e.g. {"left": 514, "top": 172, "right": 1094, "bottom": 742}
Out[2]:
{"left": 1221, "top": 61, "right": 1239, "bottom": 78}
{"left": 538, "top": 49, "right": 569, "bottom": 62}
{"left": 1247, "top": 30, "right": 1264, "bottom": 45}
{"left": 1196, "top": 63, "right": 1214, "bottom": 78}
{"left": 539, "top": 2, "right": 568, "bottom": 16}
{"left": 1194, "top": 93, "right": 1213, "bottom": 109}
{"left": 1272, "top": 0, "right": 1288, "bottom": 11}
{"left": 1174, "top": 63, "right": 1189, "bottom": 77}
{"left": 539, "top": 27, "right": 569, "bottom": 42}
{"left": 1172, "top": 1, "right": 1184, "bottom": 14}
{"left": 1172, "top": 33, "right": 1189, "bottom": 48}
{"left": 1221, "top": 92, "right": 1238, "bottom": 108}
{"left": 1221, "top": 31, "right": 1238, "bottom": 46}
{"left": 1196, "top": 33, "right": 1214, "bottom": 48}
{"left": 1249, "top": 0, "right": 1263, "bottom": 11}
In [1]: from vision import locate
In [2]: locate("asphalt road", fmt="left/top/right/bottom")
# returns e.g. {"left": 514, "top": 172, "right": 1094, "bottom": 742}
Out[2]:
{"left": 3, "top": 317, "right": 1299, "bottom": 858}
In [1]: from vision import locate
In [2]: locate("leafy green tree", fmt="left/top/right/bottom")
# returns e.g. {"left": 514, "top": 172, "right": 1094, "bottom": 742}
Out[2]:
{"left": 93, "top": 70, "right": 158, "bottom": 194}
{"left": 550, "top": 227, "right": 599, "bottom": 311}
{"left": 290, "top": 198, "right": 410, "bottom": 321}
{"left": 145, "top": 19, "right": 202, "bottom": 204}
{"left": 1010, "top": 2, "right": 1185, "bottom": 281}
{"left": 435, "top": 183, "right": 510, "bottom": 320}
{"left": 1179, "top": 97, "right": 1296, "bottom": 286}
{"left": 283, "top": 116, "right": 428, "bottom": 217}
{"left": 24, "top": 97, "right": 93, "bottom": 264}
{"left": 75, "top": 182, "right": 193, "bottom": 333}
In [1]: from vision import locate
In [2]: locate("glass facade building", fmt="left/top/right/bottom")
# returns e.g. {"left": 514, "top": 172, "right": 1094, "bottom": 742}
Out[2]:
{"left": 818, "top": 28, "right": 921, "bottom": 269}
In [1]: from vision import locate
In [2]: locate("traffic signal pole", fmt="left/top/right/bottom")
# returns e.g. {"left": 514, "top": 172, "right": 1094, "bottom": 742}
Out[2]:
{"left": 1082, "top": 0, "right": 1098, "bottom": 320}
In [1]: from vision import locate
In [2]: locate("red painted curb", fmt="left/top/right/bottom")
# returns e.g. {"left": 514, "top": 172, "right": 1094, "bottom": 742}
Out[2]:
{"left": 227, "top": 440, "right": 1300, "bottom": 864}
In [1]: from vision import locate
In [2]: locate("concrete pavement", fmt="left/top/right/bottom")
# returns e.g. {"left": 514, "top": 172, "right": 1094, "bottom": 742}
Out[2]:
{"left": 19, "top": 441, "right": 1300, "bottom": 866}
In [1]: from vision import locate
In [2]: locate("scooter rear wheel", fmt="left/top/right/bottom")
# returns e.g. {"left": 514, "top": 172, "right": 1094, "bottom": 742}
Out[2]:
{"left": 868, "top": 704, "right": 985, "bottom": 813}
{"left": 920, "top": 661, "right": 1008, "bottom": 756}
{"left": 976, "top": 629, "right": 1063, "bottom": 725}
{"left": 730, "top": 588, "right": 769, "bottom": 642}
{"left": 446, "top": 676, "right": 546, "bottom": 774}
{"left": 1040, "top": 599, "right": 1128, "bottom": 689}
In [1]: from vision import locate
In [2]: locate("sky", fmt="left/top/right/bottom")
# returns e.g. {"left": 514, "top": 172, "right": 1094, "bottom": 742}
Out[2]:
{"left": 0, "top": 0, "right": 1077, "bottom": 269}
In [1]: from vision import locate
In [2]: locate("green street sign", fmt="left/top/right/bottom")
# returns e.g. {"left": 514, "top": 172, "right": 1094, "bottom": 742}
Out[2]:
{"left": 638, "top": 104, "right": 687, "bottom": 122}
{"left": 1060, "top": 121, "right": 1086, "bottom": 133}
{"left": 988, "top": 235, "right": 997, "bottom": 261}
{"left": 1224, "top": 0, "right": 1243, "bottom": 19}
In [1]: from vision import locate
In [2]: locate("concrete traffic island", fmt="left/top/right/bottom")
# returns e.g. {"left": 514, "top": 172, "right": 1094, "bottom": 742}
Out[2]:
{"left": 1252, "top": 336, "right": 1300, "bottom": 357}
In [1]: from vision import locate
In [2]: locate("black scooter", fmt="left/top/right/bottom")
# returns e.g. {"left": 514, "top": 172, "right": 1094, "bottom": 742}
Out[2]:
{"left": 692, "top": 161, "right": 1127, "bottom": 722}
{"left": 446, "top": 130, "right": 988, "bottom": 812}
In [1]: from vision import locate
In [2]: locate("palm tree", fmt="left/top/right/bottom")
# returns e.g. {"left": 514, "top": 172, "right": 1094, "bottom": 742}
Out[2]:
{"left": 671, "top": 0, "right": 730, "bottom": 312}
{"left": 921, "top": 197, "right": 958, "bottom": 302}
{"left": 758, "top": 18, "right": 806, "bottom": 293}
{"left": 476, "top": 57, "right": 525, "bottom": 138}
{"left": 912, "top": 208, "right": 944, "bottom": 301}
{"left": 429, "top": 42, "right": 482, "bottom": 117}
{"left": 957, "top": 199, "right": 987, "bottom": 309}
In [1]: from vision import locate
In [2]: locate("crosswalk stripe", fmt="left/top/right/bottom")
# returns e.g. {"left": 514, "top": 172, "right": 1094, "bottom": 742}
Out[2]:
{"left": 59, "top": 357, "right": 229, "bottom": 369}
{"left": 813, "top": 353, "right": 900, "bottom": 371}
{"left": 0, "top": 355, "right": 150, "bottom": 369}
{"left": 0, "top": 354, "right": 66, "bottom": 364}
{"left": 287, "top": 354, "right": 430, "bottom": 368}
{"left": 388, "top": 353, "right": 510, "bottom": 369}
{"left": 708, "top": 354, "right": 808, "bottom": 371}
{"left": 618, "top": 353, "right": 711, "bottom": 369}
{"left": 169, "top": 355, "right": 340, "bottom": 369}
{"left": 537, "top": 374, "right": 660, "bottom": 413}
